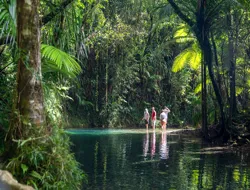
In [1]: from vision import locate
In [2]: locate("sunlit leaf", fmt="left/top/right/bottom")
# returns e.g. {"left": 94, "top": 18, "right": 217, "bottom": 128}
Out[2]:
{"left": 236, "top": 87, "right": 244, "bottom": 95}
{"left": 21, "top": 164, "right": 28, "bottom": 174}
{"left": 174, "top": 24, "right": 195, "bottom": 43}
{"left": 189, "top": 44, "right": 201, "bottom": 70}
{"left": 41, "top": 44, "right": 82, "bottom": 78}
{"left": 172, "top": 42, "right": 201, "bottom": 72}
{"left": 172, "top": 49, "right": 192, "bottom": 72}
{"left": 194, "top": 80, "right": 211, "bottom": 94}
{"left": 194, "top": 83, "right": 202, "bottom": 94}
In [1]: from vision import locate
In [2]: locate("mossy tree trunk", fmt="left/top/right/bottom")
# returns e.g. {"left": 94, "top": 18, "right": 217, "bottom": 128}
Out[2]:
{"left": 15, "top": 0, "right": 45, "bottom": 138}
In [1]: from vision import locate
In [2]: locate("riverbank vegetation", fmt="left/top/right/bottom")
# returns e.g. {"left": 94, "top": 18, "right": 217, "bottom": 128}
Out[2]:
{"left": 0, "top": 0, "right": 250, "bottom": 188}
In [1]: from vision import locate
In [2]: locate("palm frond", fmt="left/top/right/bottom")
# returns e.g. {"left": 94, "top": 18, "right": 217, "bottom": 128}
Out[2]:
{"left": 0, "top": 0, "right": 16, "bottom": 43}
{"left": 41, "top": 44, "right": 82, "bottom": 78}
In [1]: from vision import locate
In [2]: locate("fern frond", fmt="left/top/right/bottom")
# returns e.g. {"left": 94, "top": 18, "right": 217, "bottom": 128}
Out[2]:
{"left": 172, "top": 48, "right": 192, "bottom": 72}
{"left": 174, "top": 24, "right": 194, "bottom": 43}
{"left": 189, "top": 43, "right": 201, "bottom": 70}
{"left": 41, "top": 44, "right": 82, "bottom": 78}
{"left": 174, "top": 24, "right": 188, "bottom": 37}
{"left": 172, "top": 42, "right": 202, "bottom": 72}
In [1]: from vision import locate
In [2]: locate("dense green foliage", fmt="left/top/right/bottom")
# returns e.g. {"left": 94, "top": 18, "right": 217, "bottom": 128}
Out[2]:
{"left": 6, "top": 127, "right": 85, "bottom": 189}
{"left": 63, "top": 0, "right": 250, "bottom": 132}
{"left": 0, "top": 0, "right": 250, "bottom": 188}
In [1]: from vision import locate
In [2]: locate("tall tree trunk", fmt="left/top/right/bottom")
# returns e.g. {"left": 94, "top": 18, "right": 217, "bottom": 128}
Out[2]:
{"left": 211, "top": 31, "right": 222, "bottom": 95}
{"left": 203, "top": 36, "right": 226, "bottom": 135}
{"left": 201, "top": 52, "right": 207, "bottom": 137}
{"left": 197, "top": 0, "right": 208, "bottom": 138}
{"left": 211, "top": 31, "right": 222, "bottom": 124}
{"left": 197, "top": 0, "right": 226, "bottom": 138}
{"left": 15, "top": 0, "right": 45, "bottom": 138}
{"left": 227, "top": 11, "right": 236, "bottom": 128}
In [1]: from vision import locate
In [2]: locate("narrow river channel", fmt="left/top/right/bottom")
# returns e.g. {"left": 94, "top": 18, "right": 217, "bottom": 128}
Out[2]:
{"left": 68, "top": 129, "right": 250, "bottom": 190}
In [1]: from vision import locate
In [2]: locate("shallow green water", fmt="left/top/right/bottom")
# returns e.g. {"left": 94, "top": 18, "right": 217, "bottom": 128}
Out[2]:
{"left": 68, "top": 129, "right": 250, "bottom": 190}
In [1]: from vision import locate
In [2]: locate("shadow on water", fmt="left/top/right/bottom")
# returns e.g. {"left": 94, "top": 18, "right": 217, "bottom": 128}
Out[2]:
{"left": 68, "top": 128, "right": 250, "bottom": 190}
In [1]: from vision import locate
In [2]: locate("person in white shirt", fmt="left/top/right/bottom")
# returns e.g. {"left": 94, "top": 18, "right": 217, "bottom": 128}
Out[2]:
{"left": 160, "top": 107, "right": 170, "bottom": 130}
{"left": 160, "top": 110, "right": 167, "bottom": 130}
{"left": 142, "top": 108, "right": 150, "bottom": 129}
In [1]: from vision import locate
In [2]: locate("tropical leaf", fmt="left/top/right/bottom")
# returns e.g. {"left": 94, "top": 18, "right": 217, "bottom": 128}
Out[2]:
{"left": 174, "top": 24, "right": 195, "bottom": 43}
{"left": 21, "top": 164, "right": 28, "bottom": 174}
{"left": 189, "top": 44, "right": 201, "bottom": 70}
{"left": 172, "top": 43, "right": 201, "bottom": 72}
{"left": 194, "top": 83, "right": 202, "bottom": 94}
{"left": 189, "top": 51, "right": 201, "bottom": 70}
{"left": 0, "top": 0, "right": 16, "bottom": 45}
{"left": 172, "top": 48, "right": 192, "bottom": 72}
{"left": 194, "top": 80, "right": 211, "bottom": 94}
{"left": 41, "top": 44, "right": 82, "bottom": 78}
{"left": 236, "top": 87, "right": 244, "bottom": 96}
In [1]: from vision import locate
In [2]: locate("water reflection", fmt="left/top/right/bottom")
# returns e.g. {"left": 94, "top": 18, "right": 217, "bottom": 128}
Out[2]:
{"left": 143, "top": 130, "right": 149, "bottom": 157}
{"left": 142, "top": 130, "right": 168, "bottom": 160}
{"left": 159, "top": 131, "right": 169, "bottom": 160}
{"left": 150, "top": 131, "right": 156, "bottom": 158}
{"left": 142, "top": 130, "right": 157, "bottom": 159}
{"left": 69, "top": 129, "right": 250, "bottom": 190}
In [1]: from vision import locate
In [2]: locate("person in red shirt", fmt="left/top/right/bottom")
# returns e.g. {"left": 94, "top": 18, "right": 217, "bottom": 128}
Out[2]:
{"left": 151, "top": 107, "right": 156, "bottom": 129}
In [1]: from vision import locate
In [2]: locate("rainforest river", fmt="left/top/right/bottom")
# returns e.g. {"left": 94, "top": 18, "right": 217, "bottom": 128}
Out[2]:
{"left": 67, "top": 129, "right": 250, "bottom": 190}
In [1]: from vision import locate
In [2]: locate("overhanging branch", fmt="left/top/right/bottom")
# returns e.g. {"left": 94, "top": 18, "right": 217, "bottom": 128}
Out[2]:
{"left": 168, "top": 0, "right": 195, "bottom": 28}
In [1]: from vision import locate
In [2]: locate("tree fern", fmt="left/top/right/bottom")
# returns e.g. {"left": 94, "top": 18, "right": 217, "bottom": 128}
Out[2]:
{"left": 172, "top": 23, "right": 201, "bottom": 72}
{"left": 41, "top": 44, "right": 82, "bottom": 78}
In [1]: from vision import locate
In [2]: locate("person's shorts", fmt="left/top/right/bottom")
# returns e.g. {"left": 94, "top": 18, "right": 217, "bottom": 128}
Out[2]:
{"left": 144, "top": 120, "right": 149, "bottom": 124}
{"left": 160, "top": 119, "right": 167, "bottom": 125}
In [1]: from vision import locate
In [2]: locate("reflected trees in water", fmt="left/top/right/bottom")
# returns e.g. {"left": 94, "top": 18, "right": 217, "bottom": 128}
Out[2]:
{"left": 70, "top": 130, "right": 250, "bottom": 189}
